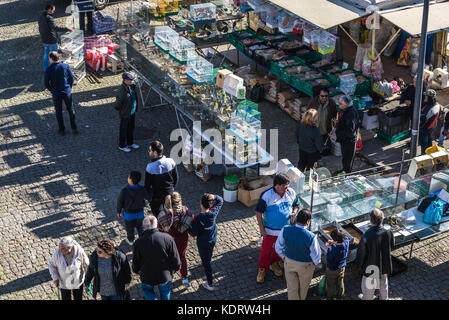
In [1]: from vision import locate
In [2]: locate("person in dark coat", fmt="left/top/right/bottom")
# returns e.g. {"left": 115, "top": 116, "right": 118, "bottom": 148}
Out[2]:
{"left": 331, "top": 95, "right": 359, "bottom": 174}
{"left": 307, "top": 87, "right": 338, "bottom": 148}
{"left": 44, "top": 51, "right": 78, "bottom": 135}
{"left": 74, "top": 0, "right": 94, "bottom": 35}
{"left": 419, "top": 89, "right": 441, "bottom": 155}
{"left": 189, "top": 194, "right": 224, "bottom": 291}
{"left": 400, "top": 75, "right": 427, "bottom": 111}
{"left": 84, "top": 239, "right": 131, "bottom": 300}
{"left": 38, "top": 2, "right": 71, "bottom": 71}
{"left": 132, "top": 215, "right": 181, "bottom": 300}
{"left": 296, "top": 108, "right": 324, "bottom": 172}
{"left": 356, "top": 208, "right": 394, "bottom": 300}
{"left": 114, "top": 72, "right": 140, "bottom": 153}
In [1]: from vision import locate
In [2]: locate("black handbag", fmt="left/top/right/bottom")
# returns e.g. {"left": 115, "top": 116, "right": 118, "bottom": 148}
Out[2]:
{"left": 417, "top": 194, "right": 438, "bottom": 213}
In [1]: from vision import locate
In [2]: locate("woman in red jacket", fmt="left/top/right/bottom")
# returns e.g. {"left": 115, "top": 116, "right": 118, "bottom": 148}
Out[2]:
{"left": 164, "top": 192, "right": 193, "bottom": 287}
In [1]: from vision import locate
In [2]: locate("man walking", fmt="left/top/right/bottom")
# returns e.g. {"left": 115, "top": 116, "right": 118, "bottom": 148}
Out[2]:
{"left": 117, "top": 171, "right": 151, "bottom": 246}
{"left": 114, "top": 72, "right": 140, "bottom": 152}
{"left": 38, "top": 2, "right": 71, "bottom": 71}
{"left": 255, "top": 173, "right": 300, "bottom": 284}
{"left": 132, "top": 215, "right": 181, "bottom": 300}
{"left": 44, "top": 51, "right": 78, "bottom": 135}
{"left": 331, "top": 95, "right": 359, "bottom": 174}
{"left": 356, "top": 208, "right": 394, "bottom": 300}
{"left": 275, "top": 209, "right": 321, "bottom": 300}
{"left": 144, "top": 141, "right": 178, "bottom": 217}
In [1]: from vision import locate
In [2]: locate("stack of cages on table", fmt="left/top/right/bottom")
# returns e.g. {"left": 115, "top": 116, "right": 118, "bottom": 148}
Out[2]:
{"left": 60, "top": 30, "right": 85, "bottom": 84}
{"left": 169, "top": 36, "right": 196, "bottom": 64}
{"left": 190, "top": 2, "right": 217, "bottom": 23}
{"left": 154, "top": 26, "right": 179, "bottom": 52}
{"left": 186, "top": 55, "right": 214, "bottom": 85}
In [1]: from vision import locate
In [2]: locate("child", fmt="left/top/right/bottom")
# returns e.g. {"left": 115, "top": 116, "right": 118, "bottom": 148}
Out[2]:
{"left": 189, "top": 193, "right": 224, "bottom": 291}
{"left": 117, "top": 171, "right": 151, "bottom": 245}
{"left": 325, "top": 229, "right": 349, "bottom": 299}
{"left": 164, "top": 192, "right": 194, "bottom": 287}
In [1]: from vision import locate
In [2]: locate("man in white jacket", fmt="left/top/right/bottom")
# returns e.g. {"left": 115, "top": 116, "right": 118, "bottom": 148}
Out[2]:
{"left": 48, "top": 236, "right": 89, "bottom": 300}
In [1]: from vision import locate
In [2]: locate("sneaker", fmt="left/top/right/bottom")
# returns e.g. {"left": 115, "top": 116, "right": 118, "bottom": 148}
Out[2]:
{"left": 256, "top": 267, "right": 266, "bottom": 283}
{"left": 270, "top": 262, "right": 283, "bottom": 277}
{"left": 119, "top": 146, "right": 132, "bottom": 153}
{"left": 182, "top": 278, "right": 190, "bottom": 287}
{"left": 72, "top": 129, "right": 79, "bottom": 134}
{"left": 124, "top": 238, "right": 134, "bottom": 246}
{"left": 128, "top": 144, "right": 140, "bottom": 149}
{"left": 202, "top": 282, "right": 214, "bottom": 291}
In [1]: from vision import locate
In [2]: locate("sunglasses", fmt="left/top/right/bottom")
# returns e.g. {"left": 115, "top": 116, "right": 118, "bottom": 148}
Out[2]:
{"left": 320, "top": 95, "right": 328, "bottom": 98}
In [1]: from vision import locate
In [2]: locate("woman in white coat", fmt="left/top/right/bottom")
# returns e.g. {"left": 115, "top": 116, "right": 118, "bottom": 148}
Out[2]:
{"left": 48, "top": 236, "right": 89, "bottom": 300}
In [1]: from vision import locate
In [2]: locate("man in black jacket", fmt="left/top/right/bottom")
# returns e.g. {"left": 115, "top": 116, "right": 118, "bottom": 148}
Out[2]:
{"left": 38, "top": 3, "right": 71, "bottom": 71}
{"left": 117, "top": 171, "right": 151, "bottom": 246}
{"left": 132, "top": 215, "right": 181, "bottom": 300}
{"left": 419, "top": 89, "right": 441, "bottom": 155}
{"left": 144, "top": 141, "right": 178, "bottom": 217}
{"left": 356, "top": 208, "right": 394, "bottom": 300}
{"left": 331, "top": 95, "right": 359, "bottom": 174}
{"left": 114, "top": 72, "right": 140, "bottom": 152}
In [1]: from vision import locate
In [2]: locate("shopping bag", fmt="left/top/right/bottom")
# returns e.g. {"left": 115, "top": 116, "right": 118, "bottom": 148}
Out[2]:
{"left": 318, "top": 275, "right": 337, "bottom": 296}
{"left": 423, "top": 199, "right": 444, "bottom": 225}
{"left": 417, "top": 194, "right": 438, "bottom": 213}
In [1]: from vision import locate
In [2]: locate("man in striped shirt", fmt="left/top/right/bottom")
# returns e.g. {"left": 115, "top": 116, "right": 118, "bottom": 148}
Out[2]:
{"left": 255, "top": 173, "right": 300, "bottom": 284}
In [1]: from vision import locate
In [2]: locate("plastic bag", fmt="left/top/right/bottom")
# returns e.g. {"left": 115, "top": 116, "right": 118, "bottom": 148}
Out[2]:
{"left": 423, "top": 199, "right": 444, "bottom": 225}
{"left": 397, "top": 37, "right": 411, "bottom": 66}
{"left": 354, "top": 44, "right": 370, "bottom": 72}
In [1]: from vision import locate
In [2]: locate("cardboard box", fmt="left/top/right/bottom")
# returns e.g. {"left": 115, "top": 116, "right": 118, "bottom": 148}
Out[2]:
{"left": 216, "top": 69, "right": 233, "bottom": 88}
{"left": 238, "top": 176, "right": 272, "bottom": 207}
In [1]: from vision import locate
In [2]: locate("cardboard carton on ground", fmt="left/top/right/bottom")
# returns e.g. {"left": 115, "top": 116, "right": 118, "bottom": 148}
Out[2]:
{"left": 238, "top": 176, "right": 272, "bottom": 207}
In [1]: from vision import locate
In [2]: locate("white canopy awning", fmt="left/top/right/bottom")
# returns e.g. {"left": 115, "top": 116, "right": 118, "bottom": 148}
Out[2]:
{"left": 268, "top": 0, "right": 366, "bottom": 30}
{"left": 380, "top": 1, "right": 449, "bottom": 36}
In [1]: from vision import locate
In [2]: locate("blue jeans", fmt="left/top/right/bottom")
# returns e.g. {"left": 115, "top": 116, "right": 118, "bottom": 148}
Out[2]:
{"left": 43, "top": 43, "right": 58, "bottom": 71}
{"left": 101, "top": 295, "right": 123, "bottom": 300}
{"left": 438, "top": 126, "right": 446, "bottom": 147}
{"left": 141, "top": 281, "right": 171, "bottom": 300}
{"left": 198, "top": 243, "right": 215, "bottom": 286}
{"left": 419, "top": 128, "right": 433, "bottom": 155}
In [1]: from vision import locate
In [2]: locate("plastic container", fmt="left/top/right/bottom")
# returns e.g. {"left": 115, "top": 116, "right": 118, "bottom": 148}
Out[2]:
{"left": 224, "top": 174, "right": 240, "bottom": 190}
{"left": 148, "top": 0, "right": 179, "bottom": 18}
{"left": 287, "top": 167, "right": 305, "bottom": 194}
{"left": 186, "top": 56, "right": 214, "bottom": 85}
{"left": 265, "top": 4, "right": 278, "bottom": 29}
{"left": 169, "top": 36, "right": 195, "bottom": 64}
{"left": 339, "top": 73, "right": 357, "bottom": 95}
{"left": 277, "top": 11, "right": 294, "bottom": 34}
{"left": 60, "top": 30, "right": 84, "bottom": 53}
{"left": 190, "top": 3, "right": 217, "bottom": 23}
{"left": 276, "top": 159, "right": 294, "bottom": 174}
{"left": 223, "top": 74, "right": 245, "bottom": 97}
{"left": 154, "top": 26, "right": 178, "bottom": 52}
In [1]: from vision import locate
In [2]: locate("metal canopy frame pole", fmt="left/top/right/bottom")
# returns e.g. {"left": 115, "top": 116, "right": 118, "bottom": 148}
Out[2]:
{"left": 411, "top": 0, "right": 430, "bottom": 157}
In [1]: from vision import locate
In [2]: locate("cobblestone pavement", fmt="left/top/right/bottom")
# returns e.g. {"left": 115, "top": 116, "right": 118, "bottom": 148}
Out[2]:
{"left": 1, "top": 0, "right": 449, "bottom": 300}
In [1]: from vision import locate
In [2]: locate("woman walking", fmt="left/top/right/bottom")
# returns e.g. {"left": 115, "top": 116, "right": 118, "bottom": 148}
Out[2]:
{"left": 296, "top": 108, "right": 324, "bottom": 172}
{"left": 84, "top": 239, "right": 132, "bottom": 300}
{"left": 165, "top": 192, "right": 194, "bottom": 287}
{"left": 190, "top": 193, "right": 224, "bottom": 291}
{"left": 48, "top": 236, "right": 89, "bottom": 300}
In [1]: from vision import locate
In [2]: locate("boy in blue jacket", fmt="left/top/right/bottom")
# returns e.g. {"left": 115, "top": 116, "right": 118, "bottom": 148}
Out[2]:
{"left": 325, "top": 229, "right": 349, "bottom": 299}
{"left": 190, "top": 193, "right": 224, "bottom": 292}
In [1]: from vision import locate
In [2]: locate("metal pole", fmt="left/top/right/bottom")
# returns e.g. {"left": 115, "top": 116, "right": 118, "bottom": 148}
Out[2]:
{"left": 394, "top": 148, "right": 407, "bottom": 207}
{"left": 410, "top": 0, "right": 430, "bottom": 157}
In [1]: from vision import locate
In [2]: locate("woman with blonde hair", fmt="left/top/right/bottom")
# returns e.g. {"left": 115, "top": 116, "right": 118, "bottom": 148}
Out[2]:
{"left": 164, "top": 192, "right": 194, "bottom": 287}
{"left": 296, "top": 108, "right": 324, "bottom": 172}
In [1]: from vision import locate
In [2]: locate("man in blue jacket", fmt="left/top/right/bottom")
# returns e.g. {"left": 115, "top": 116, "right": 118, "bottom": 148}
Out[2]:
{"left": 44, "top": 51, "right": 78, "bottom": 135}
{"left": 38, "top": 3, "right": 71, "bottom": 71}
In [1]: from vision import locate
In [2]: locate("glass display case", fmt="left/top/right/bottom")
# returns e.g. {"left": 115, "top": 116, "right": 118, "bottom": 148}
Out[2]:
{"left": 190, "top": 3, "right": 217, "bottom": 23}
{"left": 169, "top": 36, "right": 196, "bottom": 64}
{"left": 186, "top": 55, "right": 214, "bottom": 85}
{"left": 60, "top": 30, "right": 85, "bottom": 84}
{"left": 148, "top": 0, "right": 179, "bottom": 18}
{"left": 154, "top": 26, "right": 178, "bottom": 52}
{"left": 60, "top": 30, "right": 84, "bottom": 54}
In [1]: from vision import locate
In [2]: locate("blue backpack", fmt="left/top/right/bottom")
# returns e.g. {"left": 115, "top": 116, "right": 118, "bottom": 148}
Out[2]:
{"left": 423, "top": 199, "right": 444, "bottom": 225}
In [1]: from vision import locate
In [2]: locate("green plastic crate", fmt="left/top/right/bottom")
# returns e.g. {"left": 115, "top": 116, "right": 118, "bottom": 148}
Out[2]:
{"left": 332, "top": 68, "right": 372, "bottom": 96}
{"left": 290, "top": 76, "right": 333, "bottom": 97}
{"left": 296, "top": 50, "right": 323, "bottom": 63}
{"left": 376, "top": 129, "right": 410, "bottom": 145}
{"left": 237, "top": 100, "right": 258, "bottom": 111}
{"left": 270, "top": 56, "right": 304, "bottom": 78}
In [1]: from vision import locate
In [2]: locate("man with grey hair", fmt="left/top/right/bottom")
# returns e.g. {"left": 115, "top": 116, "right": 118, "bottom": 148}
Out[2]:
{"left": 355, "top": 208, "right": 394, "bottom": 300}
{"left": 132, "top": 215, "right": 180, "bottom": 300}
{"left": 331, "top": 95, "right": 359, "bottom": 174}
{"left": 48, "top": 236, "right": 89, "bottom": 300}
